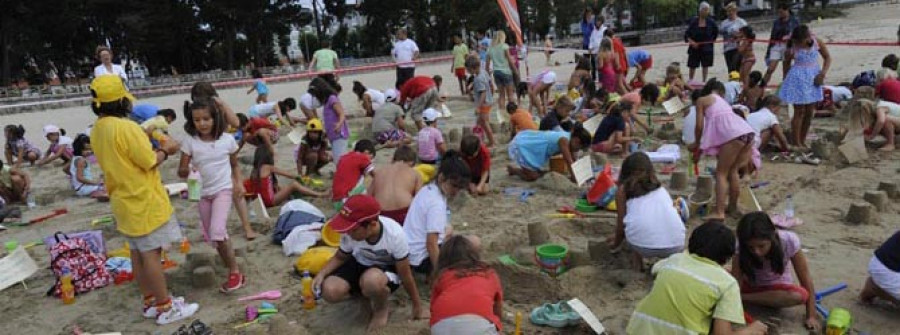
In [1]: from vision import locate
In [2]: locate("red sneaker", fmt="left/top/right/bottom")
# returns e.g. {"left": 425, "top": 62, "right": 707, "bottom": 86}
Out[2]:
{"left": 220, "top": 273, "right": 245, "bottom": 293}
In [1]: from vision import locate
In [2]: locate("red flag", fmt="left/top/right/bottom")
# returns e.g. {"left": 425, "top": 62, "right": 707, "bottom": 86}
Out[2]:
{"left": 497, "top": 0, "right": 523, "bottom": 45}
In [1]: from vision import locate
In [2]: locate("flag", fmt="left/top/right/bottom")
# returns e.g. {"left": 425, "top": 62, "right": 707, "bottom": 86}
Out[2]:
{"left": 497, "top": 0, "right": 523, "bottom": 45}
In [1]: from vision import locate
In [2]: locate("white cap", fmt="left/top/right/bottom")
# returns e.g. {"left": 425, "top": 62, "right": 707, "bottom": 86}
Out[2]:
{"left": 43, "top": 125, "right": 60, "bottom": 136}
{"left": 300, "top": 93, "right": 321, "bottom": 109}
{"left": 541, "top": 71, "right": 557, "bottom": 85}
{"left": 422, "top": 108, "right": 440, "bottom": 122}
{"left": 384, "top": 88, "right": 399, "bottom": 102}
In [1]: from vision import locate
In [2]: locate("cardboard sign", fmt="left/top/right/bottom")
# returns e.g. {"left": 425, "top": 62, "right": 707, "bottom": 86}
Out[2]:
{"left": 440, "top": 103, "right": 453, "bottom": 118}
{"left": 567, "top": 298, "right": 606, "bottom": 334}
{"left": 254, "top": 194, "right": 270, "bottom": 220}
{"left": 583, "top": 114, "right": 603, "bottom": 136}
{"left": 287, "top": 127, "right": 305, "bottom": 145}
{"left": 739, "top": 185, "right": 762, "bottom": 212}
{"left": 571, "top": 156, "right": 594, "bottom": 187}
{"left": 662, "top": 97, "right": 686, "bottom": 115}
{"left": 164, "top": 183, "right": 187, "bottom": 196}
{"left": 838, "top": 136, "right": 868, "bottom": 164}
{"left": 0, "top": 246, "right": 39, "bottom": 292}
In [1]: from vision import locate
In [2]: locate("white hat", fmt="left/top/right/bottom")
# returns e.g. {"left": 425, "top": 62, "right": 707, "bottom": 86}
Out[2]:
{"left": 541, "top": 71, "right": 557, "bottom": 85}
{"left": 43, "top": 125, "right": 60, "bottom": 136}
{"left": 384, "top": 88, "right": 399, "bottom": 102}
{"left": 422, "top": 108, "right": 440, "bottom": 122}
{"left": 300, "top": 93, "right": 321, "bottom": 109}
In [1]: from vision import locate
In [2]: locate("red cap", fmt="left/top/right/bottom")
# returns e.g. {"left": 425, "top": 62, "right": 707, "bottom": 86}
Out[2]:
{"left": 328, "top": 195, "right": 381, "bottom": 233}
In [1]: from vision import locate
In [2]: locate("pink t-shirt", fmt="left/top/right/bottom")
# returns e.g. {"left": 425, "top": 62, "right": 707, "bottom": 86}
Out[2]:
{"left": 416, "top": 127, "right": 444, "bottom": 161}
{"left": 745, "top": 229, "right": 801, "bottom": 287}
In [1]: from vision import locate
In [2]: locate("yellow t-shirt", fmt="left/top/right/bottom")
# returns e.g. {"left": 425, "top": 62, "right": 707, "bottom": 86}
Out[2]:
{"left": 140, "top": 115, "right": 170, "bottom": 133}
{"left": 452, "top": 43, "right": 469, "bottom": 69}
{"left": 313, "top": 49, "right": 339, "bottom": 72}
{"left": 91, "top": 116, "right": 173, "bottom": 237}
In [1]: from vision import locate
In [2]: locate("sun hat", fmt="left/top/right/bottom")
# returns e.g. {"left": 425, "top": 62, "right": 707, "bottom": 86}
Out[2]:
{"left": 43, "top": 125, "right": 61, "bottom": 136}
{"left": 422, "top": 108, "right": 440, "bottom": 122}
{"left": 89, "top": 75, "right": 134, "bottom": 108}
{"left": 328, "top": 195, "right": 381, "bottom": 233}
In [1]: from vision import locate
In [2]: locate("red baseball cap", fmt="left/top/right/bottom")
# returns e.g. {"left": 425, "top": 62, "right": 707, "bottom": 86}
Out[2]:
{"left": 328, "top": 195, "right": 382, "bottom": 233}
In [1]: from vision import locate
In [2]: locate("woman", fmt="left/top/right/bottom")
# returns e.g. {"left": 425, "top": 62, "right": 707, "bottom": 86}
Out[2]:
{"left": 721, "top": 2, "right": 748, "bottom": 73}
{"left": 684, "top": 2, "right": 719, "bottom": 82}
{"left": 430, "top": 235, "right": 502, "bottom": 335}
{"left": 778, "top": 25, "right": 831, "bottom": 149}
{"left": 93, "top": 46, "right": 128, "bottom": 83}
{"left": 486, "top": 31, "right": 521, "bottom": 111}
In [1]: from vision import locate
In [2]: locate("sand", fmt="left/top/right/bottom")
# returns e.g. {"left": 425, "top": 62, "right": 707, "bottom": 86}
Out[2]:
{"left": 2, "top": 2, "right": 900, "bottom": 334}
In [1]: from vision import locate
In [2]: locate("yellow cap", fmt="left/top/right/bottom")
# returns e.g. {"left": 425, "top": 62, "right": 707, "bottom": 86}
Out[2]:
{"left": 307, "top": 118, "right": 324, "bottom": 131}
{"left": 90, "top": 75, "right": 135, "bottom": 107}
{"left": 729, "top": 71, "right": 740, "bottom": 80}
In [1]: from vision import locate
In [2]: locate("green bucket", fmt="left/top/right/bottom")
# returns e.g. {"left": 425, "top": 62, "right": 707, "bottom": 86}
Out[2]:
{"left": 826, "top": 308, "right": 851, "bottom": 335}
{"left": 535, "top": 244, "right": 569, "bottom": 276}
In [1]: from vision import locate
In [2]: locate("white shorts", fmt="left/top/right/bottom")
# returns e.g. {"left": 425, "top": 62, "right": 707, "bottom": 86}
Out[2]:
{"left": 869, "top": 256, "right": 900, "bottom": 300}
{"left": 768, "top": 44, "right": 787, "bottom": 63}
{"left": 877, "top": 100, "right": 900, "bottom": 118}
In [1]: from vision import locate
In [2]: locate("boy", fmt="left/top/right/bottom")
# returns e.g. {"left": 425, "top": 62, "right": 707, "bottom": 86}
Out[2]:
{"left": 141, "top": 109, "right": 177, "bottom": 148}
{"left": 747, "top": 95, "right": 790, "bottom": 152}
{"left": 368, "top": 145, "right": 422, "bottom": 224}
{"left": 461, "top": 135, "right": 490, "bottom": 196}
{"left": 451, "top": 34, "right": 470, "bottom": 95}
{"left": 246, "top": 69, "right": 268, "bottom": 103}
{"left": 507, "top": 102, "right": 537, "bottom": 139}
{"left": 539, "top": 96, "right": 575, "bottom": 132}
{"left": 296, "top": 119, "right": 332, "bottom": 176}
{"left": 0, "top": 159, "right": 30, "bottom": 204}
{"left": 313, "top": 195, "right": 426, "bottom": 332}
{"left": 417, "top": 109, "right": 446, "bottom": 165}
{"left": 860, "top": 230, "right": 900, "bottom": 307}
{"left": 88, "top": 75, "right": 198, "bottom": 325}
{"left": 332, "top": 139, "right": 377, "bottom": 209}
{"left": 724, "top": 71, "right": 743, "bottom": 105}
{"left": 466, "top": 55, "right": 495, "bottom": 147}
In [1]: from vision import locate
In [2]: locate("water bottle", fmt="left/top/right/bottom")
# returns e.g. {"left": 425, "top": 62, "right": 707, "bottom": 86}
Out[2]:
{"left": 60, "top": 267, "right": 76, "bottom": 304}
{"left": 187, "top": 169, "right": 201, "bottom": 202}
{"left": 301, "top": 270, "right": 316, "bottom": 310}
{"left": 784, "top": 194, "right": 795, "bottom": 219}
{"left": 26, "top": 192, "right": 36, "bottom": 209}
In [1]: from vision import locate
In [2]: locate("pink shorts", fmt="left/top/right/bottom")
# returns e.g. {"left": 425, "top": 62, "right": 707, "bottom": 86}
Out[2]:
{"left": 741, "top": 282, "right": 810, "bottom": 303}
{"left": 199, "top": 189, "right": 233, "bottom": 243}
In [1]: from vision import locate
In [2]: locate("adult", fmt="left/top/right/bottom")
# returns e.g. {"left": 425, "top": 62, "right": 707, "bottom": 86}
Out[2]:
{"left": 588, "top": 17, "right": 608, "bottom": 81}
{"left": 580, "top": 8, "right": 596, "bottom": 77}
{"left": 93, "top": 46, "right": 128, "bottom": 83}
{"left": 721, "top": 2, "right": 748, "bottom": 73}
{"left": 684, "top": 2, "right": 719, "bottom": 82}
{"left": 368, "top": 146, "right": 421, "bottom": 224}
{"left": 392, "top": 29, "right": 420, "bottom": 89}
{"left": 398, "top": 76, "right": 439, "bottom": 131}
{"left": 779, "top": 25, "right": 831, "bottom": 149}
{"left": 486, "top": 31, "right": 520, "bottom": 111}
{"left": 762, "top": 3, "right": 800, "bottom": 86}
{"left": 308, "top": 39, "right": 341, "bottom": 91}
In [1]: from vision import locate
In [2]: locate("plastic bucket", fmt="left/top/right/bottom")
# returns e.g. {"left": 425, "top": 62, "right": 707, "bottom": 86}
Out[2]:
{"left": 549, "top": 155, "right": 568, "bottom": 174}
{"left": 825, "top": 308, "right": 851, "bottom": 335}
{"left": 535, "top": 244, "right": 569, "bottom": 276}
{"left": 575, "top": 199, "right": 598, "bottom": 213}
{"left": 688, "top": 193, "right": 711, "bottom": 217}
{"left": 321, "top": 222, "right": 341, "bottom": 247}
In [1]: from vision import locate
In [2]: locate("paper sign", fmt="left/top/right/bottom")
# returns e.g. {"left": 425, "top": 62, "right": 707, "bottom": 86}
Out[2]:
{"left": 567, "top": 298, "right": 606, "bottom": 334}
{"left": 440, "top": 103, "right": 453, "bottom": 118}
{"left": 739, "top": 185, "right": 762, "bottom": 212}
{"left": 0, "top": 246, "right": 39, "bottom": 292}
{"left": 571, "top": 156, "right": 594, "bottom": 187}
{"left": 662, "top": 97, "right": 686, "bottom": 115}
{"left": 838, "top": 136, "right": 868, "bottom": 164}
{"left": 287, "top": 127, "right": 305, "bottom": 145}
{"left": 164, "top": 183, "right": 187, "bottom": 196}
{"left": 583, "top": 114, "right": 603, "bottom": 136}
{"left": 255, "top": 194, "right": 270, "bottom": 220}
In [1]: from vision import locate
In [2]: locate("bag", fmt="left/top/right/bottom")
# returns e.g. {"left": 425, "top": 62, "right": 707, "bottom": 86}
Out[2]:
{"left": 852, "top": 70, "right": 876, "bottom": 89}
{"left": 44, "top": 230, "right": 105, "bottom": 255}
{"left": 586, "top": 164, "right": 617, "bottom": 207}
{"left": 273, "top": 208, "right": 325, "bottom": 245}
{"left": 46, "top": 233, "right": 112, "bottom": 297}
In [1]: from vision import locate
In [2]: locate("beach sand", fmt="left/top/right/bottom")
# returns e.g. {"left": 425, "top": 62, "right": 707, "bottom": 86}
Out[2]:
{"left": 1, "top": 2, "right": 900, "bottom": 334}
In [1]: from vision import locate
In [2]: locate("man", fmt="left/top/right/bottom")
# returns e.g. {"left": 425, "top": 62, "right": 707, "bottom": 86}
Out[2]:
{"left": 392, "top": 29, "right": 420, "bottom": 89}
{"left": 308, "top": 40, "right": 341, "bottom": 91}
{"left": 588, "top": 16, "right": 607, "bottom": 81}
{"left": 368, "top": 146, "right": 422, "bottom": 225}
{"left": 762, "top": 2, "right": 800, "bottom": 86}
{"left": 398, "top": 76, "right": 439, "bottom": 130}
{"left": 313, "top": 195, "right": 426, "bottom": 332}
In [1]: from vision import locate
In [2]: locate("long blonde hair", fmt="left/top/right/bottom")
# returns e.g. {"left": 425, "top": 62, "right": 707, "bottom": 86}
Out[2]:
{"left": 845, "top": 98, "right": 876, "bottom": 136}
{"left": 492, "top": 31, "right": 507, "bottom": 46}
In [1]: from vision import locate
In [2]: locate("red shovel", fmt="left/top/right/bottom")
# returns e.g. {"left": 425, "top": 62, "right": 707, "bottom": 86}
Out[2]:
{"left": 10, "top": 208, "right": 68, "bottom": 226}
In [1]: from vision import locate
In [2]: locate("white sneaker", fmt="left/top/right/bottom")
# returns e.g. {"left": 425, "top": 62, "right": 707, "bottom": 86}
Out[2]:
{"left": 156, "top": 299, "right": 199, "bottom": 325}
{"left": 143, "top": 296, "right": 185, "bottom": 319}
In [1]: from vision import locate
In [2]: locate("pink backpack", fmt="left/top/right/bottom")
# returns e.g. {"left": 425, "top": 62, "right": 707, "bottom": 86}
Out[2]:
{"left": 46, "top": 233, "right": 112, "bottom": 297}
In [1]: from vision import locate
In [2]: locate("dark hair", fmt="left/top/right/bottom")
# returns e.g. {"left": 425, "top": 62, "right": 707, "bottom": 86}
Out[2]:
{"left": 157, "top": 108, "right": 177, "bottom": 122}
{"left": 460, "top": 135, "right": 481, "bottom": 157}
{"left": 506, "top": 102, "right": 518, "bottom": 113}
{"left": 576, "top": 57, "right": 591, "bottom": 71}
{"left": 237, "top": 113, "right": 249, "bottom": 129}
{"left": 465, "top": 55, "right": 481, "bottom": 70}
{"left": 570, "top": 123, "right": 592, "bottom": 150}
{"left": 737, "top": 212, "right": 786, "bottom": 282}
{"left": 251, "top": 144, "right": 275, "bottom": 192}
{"left": 453, "top": 33, "right": 462, "bottom": 39}
{"left": 748, "top": 71, "right": 763, "bottom": 88}
{"left": 251, "top": 69, "right": 262, "bottom": 79}
{"left": 392, "top": 145, "right": 416, "bottom": 163}
{"left": 73, "top": 134, "right": 91, "bottom": 156}
{"left": 279, "top": 98, "right": 297, "bottom": 112}
{"left": 777, "top": 2, "right": 792, "bottom": 11}
{"left": 688, "top": 221, "right": 737, "bottom": 265}
{"left": 91, "top": 99, "right": 132, "bottom": 118}
{"left": 788, "top": 25, "right": 812, "bottom": 49}
{"left": 701, "top": 78, "right": 726, "bottom": 96}
{"left": 619, "top": 152, "right": 661, "bottom": 199}
{"left": 308, "top": 77, "right": 338, "bottom": 105}
{"left": 640, "top": 84, "right": 660, "bottom": 106}
{"left": 59, "top": 129, "right": 67, "bottom": 136}
{"left": 611, "top": 101, "right": 632, "bottom": 116}
{"left": 882, "top": 54, "right": 900, "bottom": 71}
{"left": 183, "top": 98, "right": 227, "bottom": 139}
{"left": 739, "top": 26, "right": 756, "bottom": 40}
{"left": 321, "top": 39, "right": 331, "bottom": 48}
{"left": 352, "top": 81, "right": 367, "bottom": 100}
{"left": 435, "top": 235, "right": 490, "bottom": 278}
{"left": 690, "top": 89, "right": 703, "bottom": 103}
{"left": 353, "top": 139, "right": 376, "bottom": 155}
{"left": 436, "top": 150, "right": 472, "bottom": 188}
{"left": 191, "top": 81, "right": 218, "bottom": 101}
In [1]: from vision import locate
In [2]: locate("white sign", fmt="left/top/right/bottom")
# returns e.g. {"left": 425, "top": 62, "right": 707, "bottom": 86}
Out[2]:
{"left": 164, "top": 183, "right": 187, "bottom": 196}
{"left": 662, "top": 97, "right": 686, "bottom": 115}
{"left": 287, "top": 127, "right": 305, "bottom": 145}
{"left": 567, "top": 298, "right": 606, "bottom": 334}
{"left": 571, "top": 156, "right": 594, "bottom": 187}
{"left": 583, "top": 114, "right": 603, "bottom": 136}
{"left": 0, "top": 247, "right": 39, "bottom": 292}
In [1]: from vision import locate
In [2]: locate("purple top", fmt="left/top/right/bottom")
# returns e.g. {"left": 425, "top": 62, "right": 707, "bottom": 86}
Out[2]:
{"left": 323, "top": 95, "right": 350, "bottom": 141}
{"left": 744, "top": 229, "right": 801, "bottom": 287}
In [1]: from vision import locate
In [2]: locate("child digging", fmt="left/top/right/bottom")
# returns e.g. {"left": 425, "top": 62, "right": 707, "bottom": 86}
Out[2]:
{"left": 417, "top": 108, "right": 447, "bottom": 165}
{"left": 461, "top": 135, "right": 491, "bottom": 196}
{"left": 36, "top": 125, "right": 73, "bottom": 166}
{"left": 178, "top": 98, "right": 246, "bottom": 293}
{"left": 245, "top": 145, "right": 327, "bottom": 208}
{"left": 430, "top": 235, "right": 502, "bottom": 335}
{"left": 4, "top": 125, "right": 41, "bottom": 168}
{"left": 860, "top": 230, "right": 900, "bottom": 307}
{"left": 507, "top": 124, "right": 592, "bottom": 182}
{"left": 296, "top": 119, "right": 332, "bottom": 176}
{"left": 747, "top": 95, "right": 790, "bottom": 152}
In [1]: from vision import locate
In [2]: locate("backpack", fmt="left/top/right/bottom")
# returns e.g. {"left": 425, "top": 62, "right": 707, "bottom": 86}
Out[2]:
{"left": 46, "top": 232, "right": 112, "bottom": 297}
{"left": 272, "top": 208, "right": 325, "bottom": 245}
{"left": 852, "top": 70, "right": 876, "bottom": 89}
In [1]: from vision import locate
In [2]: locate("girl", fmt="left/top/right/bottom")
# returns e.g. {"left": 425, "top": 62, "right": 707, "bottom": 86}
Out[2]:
{"left": 507, "top": 125, "right": 592, "bottom": 182}
{"left": 237, "top": 114, "right": 278, "bottom": 161}
{"left": 296, "top": 119, "right": 332, "bottom": 176}
{"left": 738, "top": 71, "right": 765, "bottom": 111}
{"left": 69, "top": 135, "right": 108, "bottom": 200}
{"left": 737, "top": 26, "right": 757, "bottom": 89}
{"left": 733, "top": 212, "right": 819, "bottom": 332}
{"left": 610, "top": 152, "right": 685, "bottom": 271}
{"left": 845, "top": 99, "right": 898, "bottom": 152}
{"left": 404, "top": 151, "right": 472, "bottom": 277}
{"left": 568, "top": 57, "right": 592, "bottom": 97}
{"left": 430, "top": 235, "right": 502, "bottom": 335}
{"left": 245, "top": 145, "right": 326, "bottom": 208}
{"left": 248, "top": 98, "right": 297, "bottom": 127}
{"left": 178, "top": 99, "right": 245, "bottom": 293}
{"left": 860, "top": 230, "right": 900, "bottom": 307}
{"left": 592, "top": 102, "right": 634, "bottom": 155}
{"left": 486, "top": 31, "right": 520, "bottom": 110}
{"left": 748, "top": 95, "right": 790, "bottom": 153}
{"left": 661, "top": 62, "right": 687, "bottom": 101}
{"left": 37, "top": 125, "right": 74, "bottom": 166}
{"left": 689, "top": 79, "right": 755, "bottom": 220}
{"left": 597, "top": 38, "right": 620, "bottom": 92}
{"left": 352, "top": 81, "right": 386, "bottom": 117}
{"left": 246, "top": 69, "right": 269, "bottom": 103}
{"left": 4, "top": 125, "right": 41, "bottom": 168}
{"left": 308, "top": 77, "right": 350, "bottom": 161}
{"left": 528, "top": 70, "right": 557, "bottom": 116}
{"left": 779, "top": 25, "right": 832, "bottom": 149}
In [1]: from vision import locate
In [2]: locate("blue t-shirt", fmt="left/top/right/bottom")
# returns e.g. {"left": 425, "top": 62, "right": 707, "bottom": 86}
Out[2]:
{"left": 876, "top": 231, "right": 900, "bottom": 272}
{"left": 627, "top": 50, "right": 652, "bottom": 67}
{"left": 479, "top": 37, "right": 491, "bottom": 61}
{"left": 593, "top": 114, "right": 626, "bottom": 144}
{"left": 131, "top": 104, "right": 159, "bottom": 124}
{"left": 510, "top": 130, "right": 569, "bottom": 170}
{"left": 255, "top": 80, "right": 269, "bottom": 95}
{"left": 581, "top": 18, "right": 595, "bottom": 48}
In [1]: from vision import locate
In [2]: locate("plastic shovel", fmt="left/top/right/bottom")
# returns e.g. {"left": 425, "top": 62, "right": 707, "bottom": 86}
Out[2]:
{"left": 237, "top": 290, "right": 282, "bottom": 302}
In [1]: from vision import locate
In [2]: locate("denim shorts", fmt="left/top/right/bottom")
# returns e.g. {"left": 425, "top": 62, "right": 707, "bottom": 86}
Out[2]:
{"left": 493, "top": 71, "right": 513, "bottom": 86}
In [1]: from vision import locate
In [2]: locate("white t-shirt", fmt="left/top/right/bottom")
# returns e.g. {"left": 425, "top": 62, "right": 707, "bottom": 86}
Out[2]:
{"left": 588, "top": 26, "right": 608, "bottom": 54}
{"left": 682, "top": 106, "right": 697, "bottom": 145}
{"left": 624, "top": 187, "right": 685, "bottom": 250}
{"left": 93, "top": 64, "right": 128, "bottom": 82}
{"left": 403, "top": 184, "right": 448, "bottom": 266}
{"left": 724, "top": 81, "right": 742, "bottom": 104}
{"left": 339, "top": 216, "right": 409, "bottom": 267}
{"left": 366, "top": 89, "right": 386, "bottom": 110}
{"left": 57, "top": 135, "right": 74, "bottom": 148}
{"left": 392, "top": 39, "right": 420, "bottom": 68}
{"left": 825, "top": 85, "right": 853, "bottom": 103}
{"left": 747, "top": 108, "right": 779, "bottom": 137}
{"left": 249, "top": 102, "right": 277, "bottom": 118}
{"left": 180, "top": 135, "right": 238, "bottom": 196}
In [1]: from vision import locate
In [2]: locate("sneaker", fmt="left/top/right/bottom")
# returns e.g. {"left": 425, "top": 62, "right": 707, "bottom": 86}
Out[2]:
{"left": 142, "top": 296, "right": 185, "bottom": 319}
{"left": 156, "top": 300, "right": 200, "bottom": 325}
{"left": 220, "top": 273, "right": 245, "bottom": 293}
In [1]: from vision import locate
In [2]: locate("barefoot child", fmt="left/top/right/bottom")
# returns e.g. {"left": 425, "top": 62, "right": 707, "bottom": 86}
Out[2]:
{"left": 69, "top": 135, "right": 108, "bottom": 200}
{"left": 737, "top": 26, "right": 757, "bottom": 89}
{"left": 37, "top": 125, "right": 73, "bottom": 166}
{"left": 309, "top": 77, "right": 351, "bottom": 161}
{"left": 417, "top": 109, "right": 446, "bottom": 165}
{"left": 451, "top": 34, "right": 470, "bottom": 95}
{"left": 461, "top": 135, "right": 490, "bottom": 196}
{"left": 248, "top": 98, "right": 297, "bottom": 127}
{"left": 332, "top": 140, "right": 377, "bottom": 209}
{"left": 844, "top": 99, "right": 899, "bottom": 152}
{"left": 295, "top": 119, "right": 332, "bottom": 176}
{"left": 738, "top": 71, "right": 765, "bottom": 111}
{"left": 860, "top": 230, "right": 900, "bottom": 306}
{"left": 467, "top": 56, "right": 495, "bottom": 147}
{"left": 733, "top": 212, "right": 819, "bottom": 332}
{"left": 507, "top": 125, "right": 592, "bottom": 182}
{"left": 506, "top": 102, "right": 538, "bottom": 139}
{"left": 371, "top": 92, "right": 411, "bottom": 148}
{"left": 430, "top": 235, "right": 502, "bottom": 335}
{"left": 4, "top": 125, "right": 41, "bottom": 168}
{"left": 177, "top": 99, "right": 246, "bottom": 293}
{"left": 0, "top": 159, "right": 31, "bottom": 204}
{"left": 246, "top": 69, "right": 269, "bottom": 103}
{"left": 592, "top": 102, "right": 634, "bottom": 155}
{"left": 539, "top": 96, "right": 575, "bottom": 132}
{"left": 529, "top": 69, "right": 557, "bottom": 116}
{"left": 747, "top": 95, "right": 790, "bottom": 152}
{"left": 368, "top": 145, "right": 422, "bottom": 224}
{"left": 245, "top": 145, "right": 326, "bottom": 209}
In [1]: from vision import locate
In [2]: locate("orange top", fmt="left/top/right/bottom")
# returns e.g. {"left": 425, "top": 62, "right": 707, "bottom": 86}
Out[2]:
{"left": 509, "top": 109, "right": 538, "bottom": 132}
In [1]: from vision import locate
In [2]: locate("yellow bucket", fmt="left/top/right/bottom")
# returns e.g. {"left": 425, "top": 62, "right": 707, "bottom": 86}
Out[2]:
{"left": 321, "top": 221, "right": 341, "bottom": 247}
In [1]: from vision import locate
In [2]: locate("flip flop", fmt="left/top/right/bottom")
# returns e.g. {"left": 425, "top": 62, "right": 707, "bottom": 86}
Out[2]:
{"left": 556, "top": 301, "right": 583, "bottom": 326}
{"left": 530, "top": 303, "right": 570, "bottom": 328}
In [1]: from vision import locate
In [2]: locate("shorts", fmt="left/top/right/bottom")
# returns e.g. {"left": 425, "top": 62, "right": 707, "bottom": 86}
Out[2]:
{"left": 493, "top": 71, "right": 513, "bottom": 87}
{"left": 628, "top": 242, "right": 684, "bottom": 259}
{"left": 412, "top": 257, "right": 433, "bottom": 274}
{"left": 477, "top": 105, "right": 492, "bottom": 115}
{"left": 396, "top": 67, "right": 416, "bottom": 89}
{"left": 877, "top": 100, "right": 900, "bottom": 118}
{"left": 127, "top": 216, "right": 182, "bottom": 252}
{"left": 331, "top": 138, "right": 349, "bottom": 162}
{"left": 375, "top": 129, "right": 406, "bottom": 144}
{"left": 507, "top": 141, "right": 540, "bottom": 171}
{"left": 454, "top": 67, "right": 467, "bottom": 80}
{"left": 410, "top": 87, "right": 439, "bottom": 121}
{"left": 75, "top": 184, "right": 104, "bottom": 197}
{"left": 382, "top": 207, "right": 409, "bottom": 225}
{"left": 639, "top": 57, "right": 653, "bottom": 70}
{"left": 768, "top": 44, "right": 787, "bottom": 63}
{"left": 330, "top": 256, "right": 401, "bottom": 296}
{"left": 199, "top": 189, "right": 233, "bottom": 243}
{"left": 687, "top": 50, "right": 714, "bottom": 68}
{"left": 741, "top": 282, "right": 810, "bottom": 303}
{"left": 869, "top": 256, "right": 900, "bottom": 300}
{"left": 592, "top": 142, "right": 618, "bottom": 154}
{"left": 432, "top": 315, "right": 499, "bottom": 335}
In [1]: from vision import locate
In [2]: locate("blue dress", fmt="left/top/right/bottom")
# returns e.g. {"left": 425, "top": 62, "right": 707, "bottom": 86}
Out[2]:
{"left": 779, "top": 40, "right": 823, "bottom": 105}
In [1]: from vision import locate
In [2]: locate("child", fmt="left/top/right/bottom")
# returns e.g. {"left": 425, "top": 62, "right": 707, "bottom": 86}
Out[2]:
{"left": 246, "top": 69, "right": 268, "bottom": 103}
{"left": 404, "top": 151, "right": 472, "bottom": 277}
{"left": 296, "top": 119, "right": 332, "bottom": 176}
{"left": 352, "top": 81, "right": 386, "bottom": 117}
{"left": 779, "top": 25, "right": 832, "bottom": 150}
{"left": 245, "top": 144, "right": 326, "bottom": 208}
{"left": 467, "top": 55, "right": 495, "bottom": 147}
{"left": 568, "top": 57, "right": 592, "bottom": 96}
{"left": 733, "top": 212, "right": 819, "bottom": 331}
{"left": 69, "top": 135, "right": 108, "bottom": 200}
{"left": 430, "top": 235, "right": 502, "bottom": 335}
{"left": 737, "top": 26, "right": 757, "bottom": 89}
{"left": 528, "top": 69, "right": 557, "bottom": 116}
{"left": 461, "top": 135, "right": 490, "bottom": 196}
{"left": 539, "top": 96, "right": 575, "bottom": 132}
{"left": 506, "top": 102, "right": 538, "bottom": 139}
{"left": 332, "top": 140, "right": 377, "bottom": 208}
{"left": 626, "top": 221, "right": 768, "bottom": 335}
{"left": 88, "top": 75, "right": 198, "bottom": 324}
{"left": 818, "top": 83, "right": 853, "bottom": 115}
{"left": 0, "top": 159, "right": 31, "bottom": 204}
{"left": 661, "top": 62, "right": 686, "bottom": 101}
{"left": 368, "top": 146, "right": 422, "bottom": 224}
{"left": 237, "top": 113, "right": 278, "bottom": 160}
{"left": 845, "top": 99, "right": 898, "bottom": 152}
{"left": 507, "top": 125, "right": 592, "bottom": 182}
{"left": 682, "top": 90, "right": 704, "bottom": 146}
{"left": 309, "top": 77, "right": 350, "bottom": 161}
{"left": 619, "top": 84, "right": 660, "bottom": 134}
{"left": 627, "top": 49, "right": 653, "bottom": 88}
{"left": 451, "top": 34, "right": 470, "bottom": 95}
{"left": 141, "top": 109, "right": 177, "bottom": 149}
{"left": 592, "top": 102, "right": 634, "bottom": 155}
{"left": 37, "top": 125, "right": 73, "bottom": 166}
{"left": 860, "top": 230, "right": 900, "bottom": 307}
{"left": 4, "top": 125, "right": 41, "bottom": 168}
{"left": 738, "top": 71, "right": 765, "bottom": 111}
{"left": 417, "top": 108, "right": 446, "bottom": 164}
{"left": 371, "top": 90, "right": 411, "bottom": 148}
{"left": 689, "top": 79, "right": 755, "bottom": 220}
{"left": 747, "top": 95, "right": 790, "bottom": 152}
{"left": 610, "top": 152, "right": 685, "bottom": 271}
{"left": 177, "top": 98, "right": 245, "bottom": 293}
{"left": 724, "top": 71, "right": 743, "bottom": 105}
{"left": 248, "top": 98, "right": 297, "bottom": 127}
